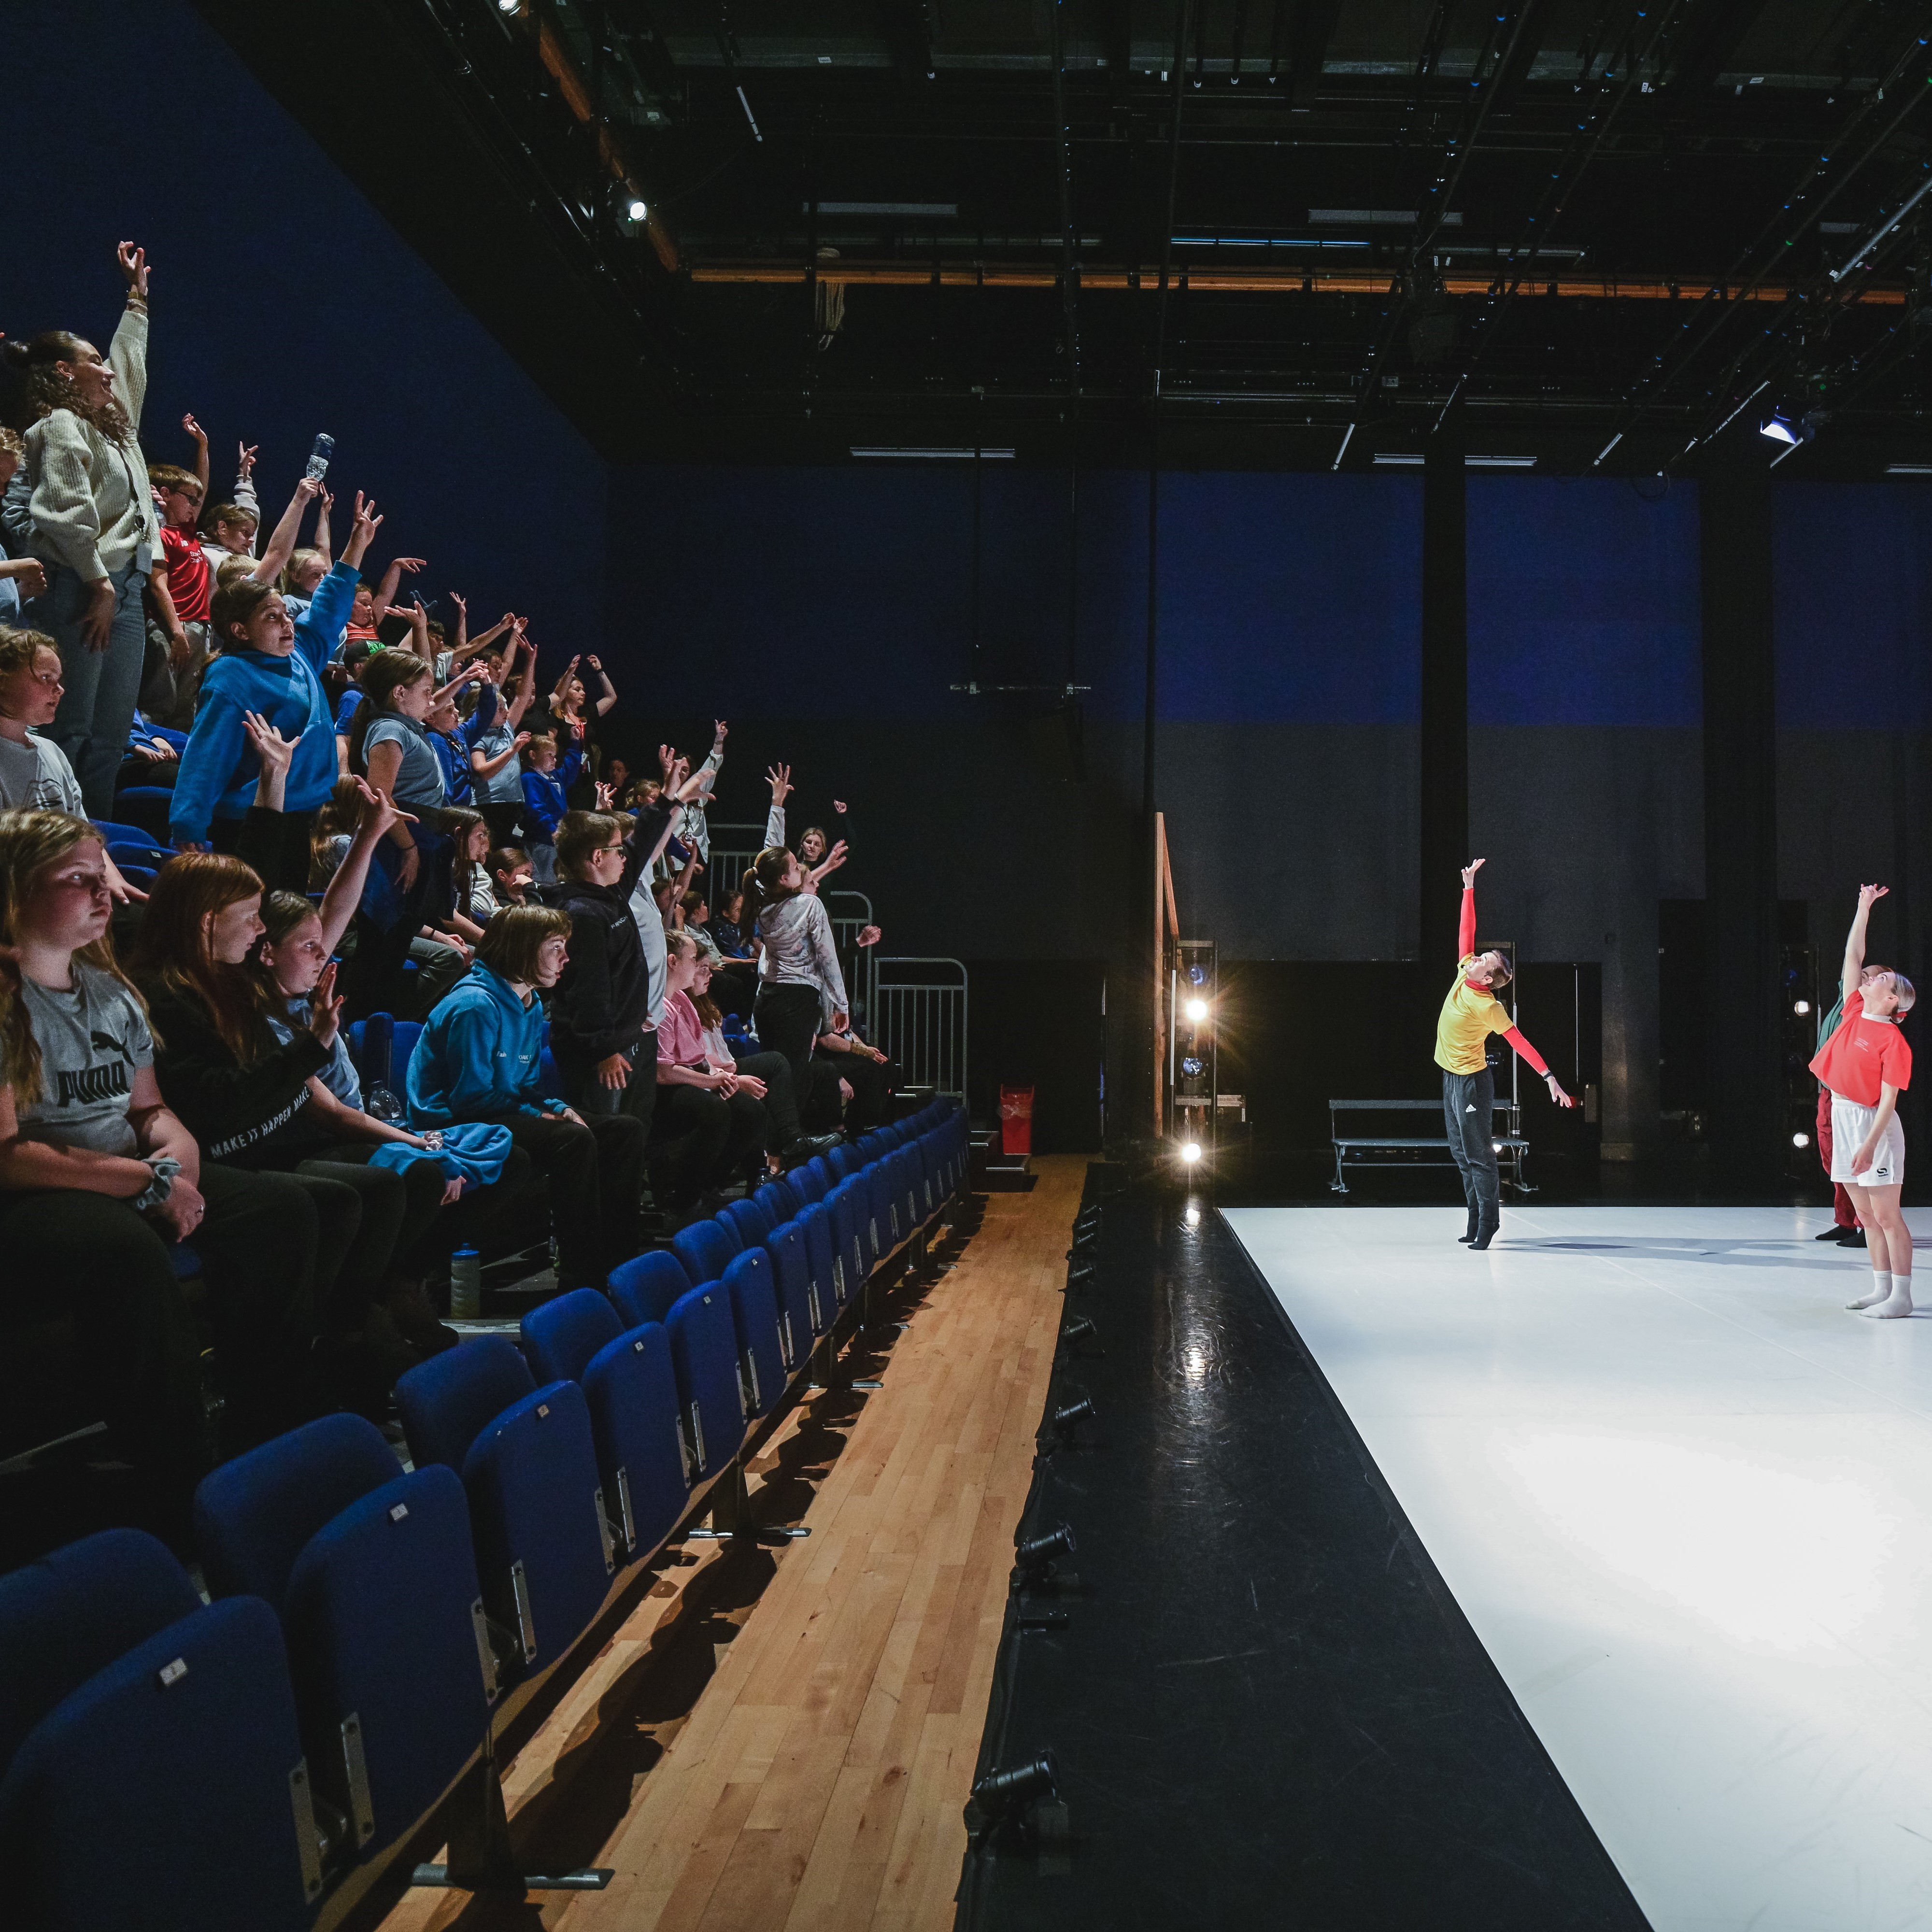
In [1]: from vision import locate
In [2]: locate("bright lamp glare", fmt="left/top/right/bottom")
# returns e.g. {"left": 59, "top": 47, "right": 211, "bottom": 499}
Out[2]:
{"left": 1793, "top": 999, "right": 1811, "bottom": 1015}
{"left": 1179, "top": 1141, "right": 1202, "bottom": 1165}
{"left": 627, "top": 199, "right": 648, "bottom": 220}
{"left": 1184, "top": 997, "right": 1209, "bottom": 1022}
{"left": 1793, "top": 1132, "right": 1811, "bottom": 1148}
{"left": 497, "top": 0, "right": 520, "bottom": 12}
{"left": 1759, "top": 414, "right": 1799, "bottom": 445}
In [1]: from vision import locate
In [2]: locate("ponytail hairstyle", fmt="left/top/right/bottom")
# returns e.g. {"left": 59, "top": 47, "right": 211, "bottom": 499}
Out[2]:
{"left": 740, "top": 846, "right": 799, "bottom": 944}
{"left": 432, "top": 806, "right": 486, "bottom": 917}
{"left": 1, "top": 332, "right": 135, "bottom": 445}
{"left": 0, "top": 810, "right": 149, "bottom": 1108}
{"left": 347, "top": 650, "right": 434, "bottom": 776}
{"left": 130, "top": 852, "right": 281, "bottom": 1065}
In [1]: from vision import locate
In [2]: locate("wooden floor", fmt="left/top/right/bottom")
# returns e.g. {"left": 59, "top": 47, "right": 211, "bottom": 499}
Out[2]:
{"left": 379, "top": 1155, "right": 1085, "bottom": 1932}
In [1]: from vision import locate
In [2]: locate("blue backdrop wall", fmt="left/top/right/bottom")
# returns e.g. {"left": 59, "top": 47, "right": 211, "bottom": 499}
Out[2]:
{"left": 2, "top": 0, "right": 606, "bottom": 650}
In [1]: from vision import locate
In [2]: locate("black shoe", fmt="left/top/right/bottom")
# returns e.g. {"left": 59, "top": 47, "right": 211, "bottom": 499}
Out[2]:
{"left": 784, "top": 1132, "right": 843, "bottom": 1162}
{"left": 1846, "top": 1227, "right": 1868, "bottom": 1249}
{"left": 1816, "top": 1225, "right": 1854, "bottom": 1242}
{"left": 1457, "top": 1207, "right": 1480, "bottom": 1244}
{"left": 1470, "top": 1215, "right": 1500, "bottom": 1252}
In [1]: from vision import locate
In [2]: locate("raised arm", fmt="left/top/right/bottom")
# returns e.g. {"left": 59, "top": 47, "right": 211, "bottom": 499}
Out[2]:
{"left": 765, "top": 762, "right": 791, "bottom": 849}
{"left": 587, "top": 654, "right": 616, "bottom": 716}
{"left": 318, "top": 782, "right": 416, "bottom": 955}
{"left": 1844, "top": 883, "right": 1888, "bottom": 994}
{"left": 249, "top": 475, "right": 322, "bottom": 586}
{"left": 313, "top": 487, "right": 334, "bottom": 569}
{"left": 504, "top": 626, "right": 538, "bottom": 727}
{"left": 1458, "top": 857, "right": 1483, "bottom": 961}
{"left": 369, "top": 553, "right": 425, "bottom": 629}
{"left": 181, "top": 413, "right": 212, "bottom": 503}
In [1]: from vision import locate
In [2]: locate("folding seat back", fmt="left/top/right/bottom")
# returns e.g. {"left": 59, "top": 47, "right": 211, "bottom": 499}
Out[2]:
{"left": 665, "top": 1284, "right": 746, "bottom": 1479}
{"left": 671, "top": 1217, "right": 738, "bottom": 1289}
{"left": 857, "top": 1129, "right": 892, "bottom": 1165}
{"left": 909, "top": 1136, "right": 938, "bottom": 1220}
{"left": 722, "top": 1248, "right": 786, "bottom": 1416}
{"left": 581, "top": 1321, "right": 690, "bottom": 1556}
{"left": 797, "top": 1199, "right": 846, "bottom": 1315}
{"left": 397, "top": 1335, "right": 536, "bottom": 1474}
{"left": 462, "top": 1378, "right": 614, "bottom": 1671}
{"left": 0, "top": 1595, "right": 321, "bottom": 1930}
{"left": 785, "top": 1157, "right": 828, "bottom": 1204}
{"left": 756, "top": 1177, "right": 802, "bottom": 1225}
{"left": 195, "top": 1412, "right": 403, "bottom": 1613}
{"left": 721, "top": 1196, "right": 771, "bottom": 1252}
{"left": 105, "top": 838, "right": 170, "bottom": 870}
{"left": 879, "top": 1121, "right": 909, "bottom": 1148}
{"left": 765, "top": 1218, "right": 822, "bottom": 1352}
{"left": 866, "top": 1157, "right": 898, "bottom": 1255}
{"left": 825, "top": 1177, "right": 872, "bottom": 1293}
{"left": 827, "top": 1141, "right": 863, "bottom": 1182}
{"left": 355, "top": 1009, "right": 395, "bottom": 1089}
{"left": 521, "top": 1286, "right": 624, "bottom": 1387}
{"left": 86, "top": 817, "right": 149, "bottom": 848}
{"left": 0, "top": 1529, "right": 200, "bottom": 1783}
{"left": 609, "top": 1249, "right": 691, "bottom": 1328}
{"left": 284, "top": 1464, "right": 491, "bottom": 1861}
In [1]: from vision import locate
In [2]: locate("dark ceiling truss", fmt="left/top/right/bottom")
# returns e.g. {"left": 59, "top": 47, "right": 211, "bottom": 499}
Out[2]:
{"left": 189, "top": 0, "right": 1932, "bottom": 464}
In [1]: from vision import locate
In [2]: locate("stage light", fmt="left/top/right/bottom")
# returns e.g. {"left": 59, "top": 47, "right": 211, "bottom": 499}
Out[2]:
{"left": 1050, "top": 1396, "right": 1094, "bottom": 1440}
{"left": 1184, "top": 996, "right": 1209, "bottom": 1022}
{"left": 1061, "top": 1315, "right": 1096, "bottom": 1345}
{"left": 1180, "top": 1141, "right": 1202, "bottom": 1164}
{"left": 626, "top": 198, "right": 648, "bottom": 220}
{"left": 1183, "top": 1203, "right": 1201, "bottom": 1228}
{"left": 1793, "top": 999, "right": 1811, "bottom": 1015}
{"left": 496, "top": 0, "right": 520, "bottom": 12}
{"left": 1793, "top": 1132, "right": 1811, "bottom": 1148}
{"left": 1187, "top": 962, "right": 1208, "bottom": 985}
{"left": 1010, "top": 1525, "right": 1078, "bottom": 1592}
{"left": 1760, "top": 413, "right": 1799, "bottom": 445}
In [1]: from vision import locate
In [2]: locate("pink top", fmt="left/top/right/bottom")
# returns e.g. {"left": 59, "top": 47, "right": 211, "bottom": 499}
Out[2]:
{"left": 655, "top": 990, "right": 708, "bottom": 1074}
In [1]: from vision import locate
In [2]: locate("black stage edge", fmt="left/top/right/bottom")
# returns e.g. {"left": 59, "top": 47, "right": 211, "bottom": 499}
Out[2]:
{"left": 956, "top": 1171, "right": 1651, "bottom": 1932}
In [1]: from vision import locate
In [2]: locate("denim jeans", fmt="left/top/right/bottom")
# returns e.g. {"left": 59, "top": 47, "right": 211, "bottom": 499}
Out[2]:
{"left": 31, "top": 555, "right": 149, "bottom": 816}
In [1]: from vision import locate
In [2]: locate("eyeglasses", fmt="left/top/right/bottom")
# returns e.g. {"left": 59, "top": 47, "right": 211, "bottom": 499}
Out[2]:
{"left": 596, "top": 844, "right": 625, "bottom": 857}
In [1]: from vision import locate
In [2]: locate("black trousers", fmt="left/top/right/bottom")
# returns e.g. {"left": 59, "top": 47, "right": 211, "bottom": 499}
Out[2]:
{"left": 479, "top": 1108, "right": 646, "bottom": 1287}
{"left": 650, "top": 1084, "right": 768, "bottom": 1204}
{"left": 212, "top": 808, "right": 316, "bottom": 894}
{"left": 732, "top": 1049, "right": 799, "bottom": 1148}
{"left": 0, "top": 1165, "right": 319, "bottom": 1503}
{"left": 820, "top": 1048, "right": 895, "bottom": 1131}
{"left": 555, "top": 1034, "right": 658, "bottom": 1139}
{"left": 753, "top": 983, "right": 824, "bottom": 1084}
{"left": 1441, "top": 1067, "right": 1500, "bottom": 1224}
{"left": 479, "top": 802, "right": 524, "bottom": 848}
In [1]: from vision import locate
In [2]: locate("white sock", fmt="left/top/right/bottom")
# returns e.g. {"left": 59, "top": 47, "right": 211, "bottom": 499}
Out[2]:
{"left": 1862, "top": 1270, "right": 1914, "bottom": 1320}
{"left": 1848, "top": 1271, "right": 1892, "bottom": 1311}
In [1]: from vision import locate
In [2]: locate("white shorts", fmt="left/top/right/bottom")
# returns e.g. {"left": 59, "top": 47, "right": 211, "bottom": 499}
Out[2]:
{"left": 1830, "top": 1095, "right": 1905, "bottom": 1188}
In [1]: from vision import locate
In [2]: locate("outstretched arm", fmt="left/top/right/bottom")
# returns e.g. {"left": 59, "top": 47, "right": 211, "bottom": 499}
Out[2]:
{"left": 1458, "top": 857, "right": 1484, "bottom": 960}
{"left": 1500, "top": 1024, "right": 1574, "bottom": 1108}
{"left": 1844, "top": 883, "right": 1888, "bottom": 994}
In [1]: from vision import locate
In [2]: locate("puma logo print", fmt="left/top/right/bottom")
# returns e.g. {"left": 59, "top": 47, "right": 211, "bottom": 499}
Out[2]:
{"left": 57, "top": 1061, "right": 130, "bottom": 1106}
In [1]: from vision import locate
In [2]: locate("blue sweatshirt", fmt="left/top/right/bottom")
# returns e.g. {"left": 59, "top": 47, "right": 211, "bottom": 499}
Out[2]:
{"left": 170, "top": 563, "right": 359, "bottom": 845}
{"left": 519, "top": 743, "right": 583, "bottom": 840}
{"left": 406, "top": 961, "right": 566, "bottom": 1127}
{"left": 432, "top": 682, "right": 500, "bottom": 808}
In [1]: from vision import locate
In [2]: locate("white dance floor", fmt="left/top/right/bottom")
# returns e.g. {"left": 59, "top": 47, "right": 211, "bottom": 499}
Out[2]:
{"left": 1222, "top": 1204, "right": 1932, "bottom": 1932}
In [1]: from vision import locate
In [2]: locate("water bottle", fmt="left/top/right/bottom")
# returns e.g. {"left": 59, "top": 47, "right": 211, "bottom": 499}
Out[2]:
{"left": 451, "top": 1247, "right": 482, "bottom": 1321}
{"left": 305, "top": 432, "right": 335, "bottom": 482}
{"left": 365, "top": 1083, "right": 405, "bottom": 1125}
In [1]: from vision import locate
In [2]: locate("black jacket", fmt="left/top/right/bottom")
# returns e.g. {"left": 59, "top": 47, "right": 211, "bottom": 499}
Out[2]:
{"left": 139, "top": 978, "right": 330, "bottom": 1164}
{"left": 546, "top": 796, "right": 674, "bottom": 1062}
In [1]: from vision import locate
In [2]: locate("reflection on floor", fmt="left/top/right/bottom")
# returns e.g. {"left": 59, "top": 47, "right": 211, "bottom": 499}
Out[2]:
{"left": 1224, "top": 1203, "right": 1932, "bottom": 1932}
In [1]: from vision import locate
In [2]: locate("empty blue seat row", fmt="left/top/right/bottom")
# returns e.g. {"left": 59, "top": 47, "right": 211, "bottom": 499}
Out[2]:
{"left": 0, "top": 1098, "right": 969, "bottom": 1930}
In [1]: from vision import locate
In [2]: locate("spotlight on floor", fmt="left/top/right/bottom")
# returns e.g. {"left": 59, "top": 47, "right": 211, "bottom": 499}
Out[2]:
{"left": 1793, "top": 1131, "right": 1811, "bottom": 1149}
{"left": 1011, "top": 1524, "right": 1079, "bottom": 1593}
{"left": 1046, "top": 1396, "right": 1094, "bottom": 1444}
{"left": 1180, "top": 1141, "right": 1202, "bottom": 1165}
{"left": 1793, "top": 999, "right": 1811, "bottom": 1015}
{"left": 965, "top": 1752, "right": 1067, "bottom": 1850}
{"left": 1184, "top": 997, "right": 1210, "bottom": 1023}
{"left": 626, "top": 198, "right": 648, "bottom": 220}
{"left": 1065, "top": 1258, "right": 1096, "bottom": 1290}
{"left": 1060, "top": 1315, "right": 1096, "bottom": 1346}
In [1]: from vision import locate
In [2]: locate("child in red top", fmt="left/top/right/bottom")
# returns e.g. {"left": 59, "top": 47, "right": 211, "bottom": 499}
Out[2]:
{"left": 1808, "top": 884, "right": 1917, "bottom": 1317}
{"left": 146, "top": 460, "right": 212, "bottom": 727}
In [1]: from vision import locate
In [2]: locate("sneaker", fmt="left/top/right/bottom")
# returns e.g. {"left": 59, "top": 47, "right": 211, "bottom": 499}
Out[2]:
{"left": 1816, "top": 1225, "right": 1856, "bottom": 1242}
{"left": 784, "top": 1132, "right": 843, "bottom": 1162}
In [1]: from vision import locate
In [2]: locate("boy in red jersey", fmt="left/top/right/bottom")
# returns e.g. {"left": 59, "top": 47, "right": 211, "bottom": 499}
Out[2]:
{"left": 1809, "top": 884, "right": 1916, "bottom": 1317}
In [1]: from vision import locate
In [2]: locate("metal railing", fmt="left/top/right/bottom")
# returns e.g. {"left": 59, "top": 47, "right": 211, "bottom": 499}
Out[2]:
{"left": 873, "top": 958, "right": 968, "bottom": 1101}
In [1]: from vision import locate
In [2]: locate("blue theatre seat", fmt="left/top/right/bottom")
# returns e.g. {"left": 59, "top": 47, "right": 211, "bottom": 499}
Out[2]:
{"left": 609, "top": 1249, "right": 692, "bottom": 1328}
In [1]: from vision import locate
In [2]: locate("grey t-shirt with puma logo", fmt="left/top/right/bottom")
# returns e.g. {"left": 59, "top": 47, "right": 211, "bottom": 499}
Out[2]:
{"left": 0, "top": 963, "right": 153, "bottom": 1154}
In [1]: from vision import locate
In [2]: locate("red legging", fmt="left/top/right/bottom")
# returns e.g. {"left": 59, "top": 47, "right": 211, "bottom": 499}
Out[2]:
{"left": 1817, "top": 1087, "right": 1861, "bottom": 1230}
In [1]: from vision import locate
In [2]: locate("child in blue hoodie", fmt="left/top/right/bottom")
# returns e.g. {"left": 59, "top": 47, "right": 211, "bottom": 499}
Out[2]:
{"left": 407, "top": 903, "right": 646, "bottom": 1287}
{"left": 518, "top": 728, "right": 583, "bottom": 885}
{"left": 170, "top": 493, "right": 385, "bottom": 889}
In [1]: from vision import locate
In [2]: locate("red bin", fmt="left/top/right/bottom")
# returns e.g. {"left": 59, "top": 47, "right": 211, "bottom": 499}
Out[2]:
{"left": 999, "top": 1085, "right": 1035, "bottom": 1157}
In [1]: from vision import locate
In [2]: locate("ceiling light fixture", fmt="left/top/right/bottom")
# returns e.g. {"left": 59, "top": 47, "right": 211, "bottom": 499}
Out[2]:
{"left": 849, "top": 445, "right": 1015, "bottom": 459}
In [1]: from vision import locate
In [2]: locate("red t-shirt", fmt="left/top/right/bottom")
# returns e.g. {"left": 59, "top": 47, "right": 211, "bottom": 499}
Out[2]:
{"left": 158, "top": 524, "right": 211, "bottom": 624}
{"left": 1809, "top": 989, "right": 1912, "bottom": 1107}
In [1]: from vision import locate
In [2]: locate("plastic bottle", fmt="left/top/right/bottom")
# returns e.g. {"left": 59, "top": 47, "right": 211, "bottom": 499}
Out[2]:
{"left": 451, "top": 1247, "right": 482, "bottom": 1321}
{"left": 305, "top": 432, "right": 334, "bottom": 482}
